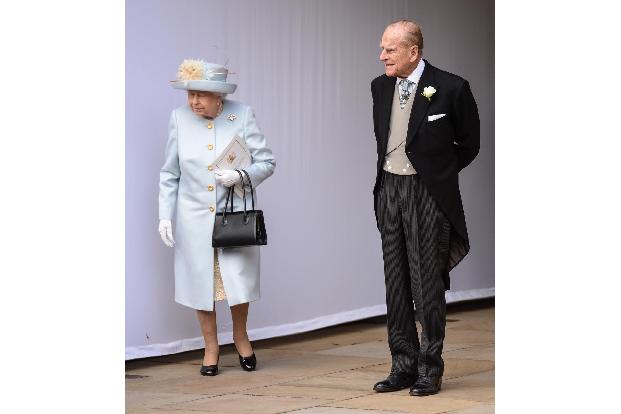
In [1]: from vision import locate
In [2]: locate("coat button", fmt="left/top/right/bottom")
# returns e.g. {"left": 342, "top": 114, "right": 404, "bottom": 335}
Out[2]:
{"left": 207, "top": 122, "right": 213, "bottom": 129}
{"left": 207, "top": 165, "right": 214, "bottom": 171}
{"left": 209, "top": 206, "right": 215, "bottom": 212}
{"left": 208, "top": 185, "right": 214, "bottom": 191}
{"left": 207, "top": 144, "right": 213, "bottom": 150}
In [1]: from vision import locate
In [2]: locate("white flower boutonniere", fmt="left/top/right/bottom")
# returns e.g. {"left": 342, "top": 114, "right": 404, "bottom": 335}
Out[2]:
{"left": 422, "top": 86, "right": 436, "bottom": 101}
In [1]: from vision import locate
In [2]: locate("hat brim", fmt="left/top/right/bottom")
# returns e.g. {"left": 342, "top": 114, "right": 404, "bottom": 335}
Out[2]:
{"left": 171, "top": 80, "right": 237, "bottom": 94}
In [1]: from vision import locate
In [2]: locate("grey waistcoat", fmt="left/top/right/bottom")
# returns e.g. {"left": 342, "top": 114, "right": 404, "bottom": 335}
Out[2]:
{"left": 383, "top": 84, "right": 417, "bottom": 175}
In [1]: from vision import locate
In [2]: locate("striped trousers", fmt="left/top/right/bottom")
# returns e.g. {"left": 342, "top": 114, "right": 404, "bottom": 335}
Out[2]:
{"left": 377, "top": 172, "right": 451, "bottom": 378}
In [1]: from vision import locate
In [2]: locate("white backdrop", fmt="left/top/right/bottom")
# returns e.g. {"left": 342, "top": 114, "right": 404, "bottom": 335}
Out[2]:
{"left": 126, "top": 0, "right": 494, "bottom": 359}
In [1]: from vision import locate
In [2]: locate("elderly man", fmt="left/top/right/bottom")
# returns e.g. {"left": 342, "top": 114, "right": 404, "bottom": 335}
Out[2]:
{"left": 370, "top": 20, "right": 479, "bottom": 396}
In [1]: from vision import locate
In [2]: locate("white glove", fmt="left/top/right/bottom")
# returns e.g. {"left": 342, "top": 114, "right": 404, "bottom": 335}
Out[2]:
{"left": 158, "top": 219, "right": 175, "bottom": 247}
{"left": 215, "top": 169, "right": 242, "bottom": 187}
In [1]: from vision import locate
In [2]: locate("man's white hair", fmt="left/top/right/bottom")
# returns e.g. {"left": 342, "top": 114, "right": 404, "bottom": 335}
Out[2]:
{"left": 387, "top": 19, "right": 424, "bottom": 52}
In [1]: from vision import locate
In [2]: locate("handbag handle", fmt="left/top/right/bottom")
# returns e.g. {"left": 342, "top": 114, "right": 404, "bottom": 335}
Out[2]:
{"left": 221, "top": 170, "right": 248, "bottom": 222}
{"left": 235, "top": 170, "right": 248, "bottom": 218}
{"left": 239, "top": 169, "right": 256, "bottom": 211}
{"left": 221, "top": 183, "right": 232, "bottom": 223}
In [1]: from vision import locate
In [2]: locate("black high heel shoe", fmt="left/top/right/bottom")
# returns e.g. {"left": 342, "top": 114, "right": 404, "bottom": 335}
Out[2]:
{"left": 200, "top": 358, "right": 219, "bottom": 376}
{"left": 238, "top": 353, "right": 257, "bottom": 371}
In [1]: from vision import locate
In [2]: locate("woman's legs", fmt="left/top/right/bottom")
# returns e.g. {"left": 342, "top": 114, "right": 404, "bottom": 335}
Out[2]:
{"left": 230, "top": 303, "right": 253, "bottom": 357}
{"left": 196, "top": 308, "right": 219, "bottom": 365}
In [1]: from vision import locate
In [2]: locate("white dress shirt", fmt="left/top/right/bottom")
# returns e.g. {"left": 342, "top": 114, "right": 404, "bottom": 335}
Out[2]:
{"left": 396, "top": 59, "right": 426, "bottom": 93}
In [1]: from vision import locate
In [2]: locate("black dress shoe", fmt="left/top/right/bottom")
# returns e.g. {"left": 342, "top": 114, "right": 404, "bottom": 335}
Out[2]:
{"left": 409, "top": 376, "right": 442, "bottom": 396}
{"left": 373, "top": 372, "right": 416, "bottom": 393}
{"left": 200, "top": 362, "right": 219, "bottom": 376}
{"left": 238, "top": 353, "right": 257, "bottom": 371}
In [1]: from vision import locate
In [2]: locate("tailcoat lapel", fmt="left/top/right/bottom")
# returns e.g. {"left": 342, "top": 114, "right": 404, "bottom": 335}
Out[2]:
{"left": 379, "top": 76, "right": 396, "bottom": 154}
{"left": 406, "top": 60, "right": 436, "bottom": 147}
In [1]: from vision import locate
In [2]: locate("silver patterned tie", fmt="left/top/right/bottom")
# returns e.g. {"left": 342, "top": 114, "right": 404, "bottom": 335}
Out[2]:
{"left": 398, "top": 79, "right": 414, "bottom": 109}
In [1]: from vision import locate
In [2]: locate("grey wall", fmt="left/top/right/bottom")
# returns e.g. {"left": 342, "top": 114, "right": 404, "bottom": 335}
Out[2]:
{"left": 126, "top": 0, "right": 494, "bottom": 358}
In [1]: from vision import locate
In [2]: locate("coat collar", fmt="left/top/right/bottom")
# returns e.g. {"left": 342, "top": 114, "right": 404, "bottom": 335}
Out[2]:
{"left": 216, "top": 100, "right": 239, "bottom": 125}
{"left": 378, "top": 75, "right": 396, "bottom": 144}
{"left": 406, "top": 59, "right": 436, "bottom": 146}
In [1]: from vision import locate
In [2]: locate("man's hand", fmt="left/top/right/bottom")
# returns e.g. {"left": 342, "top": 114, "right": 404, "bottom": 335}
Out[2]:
{"left": 158, "top": 219, "right": 175, "bottom": 247}
{"left": 215, "top": 169, "right": 242, "bottom": 187}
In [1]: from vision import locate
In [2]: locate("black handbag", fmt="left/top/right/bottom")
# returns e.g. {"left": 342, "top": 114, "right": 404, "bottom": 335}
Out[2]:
{"left": 212, "top": 169, "right": 267, "bottom": 248}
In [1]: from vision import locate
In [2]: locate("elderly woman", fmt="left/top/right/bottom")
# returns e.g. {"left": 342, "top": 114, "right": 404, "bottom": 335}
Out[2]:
{"left": 158, "top": 59, "right": 275, "bottom": 376}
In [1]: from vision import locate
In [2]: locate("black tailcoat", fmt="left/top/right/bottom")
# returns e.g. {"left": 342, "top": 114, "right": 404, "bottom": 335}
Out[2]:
{"left": 371, "top": 60, "right": 480, "bottom": 285}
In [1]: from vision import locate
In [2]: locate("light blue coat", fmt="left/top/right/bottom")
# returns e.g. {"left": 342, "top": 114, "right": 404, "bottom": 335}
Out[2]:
{"left": 159, "top": 100, "right": 275, "bottom": 311}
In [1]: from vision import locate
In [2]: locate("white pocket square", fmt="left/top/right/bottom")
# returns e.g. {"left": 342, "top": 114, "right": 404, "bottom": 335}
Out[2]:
{"left": 428, "top": 114, "right": 446, "bottom": 122}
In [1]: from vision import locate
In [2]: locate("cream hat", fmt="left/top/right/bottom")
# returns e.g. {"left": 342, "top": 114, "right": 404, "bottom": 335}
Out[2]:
{"left": 170, "top": 59, "right": 237, "bottom": 94}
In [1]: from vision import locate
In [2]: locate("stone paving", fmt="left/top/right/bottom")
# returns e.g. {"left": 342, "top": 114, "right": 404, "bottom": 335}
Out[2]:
{"left": 126, "top": 302, "right": 494, "bottom": 414}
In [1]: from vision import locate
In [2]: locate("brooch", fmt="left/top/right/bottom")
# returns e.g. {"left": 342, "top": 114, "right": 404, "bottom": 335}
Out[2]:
{"left": 227, "top": 114, "right": 237, "bottom": 121}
